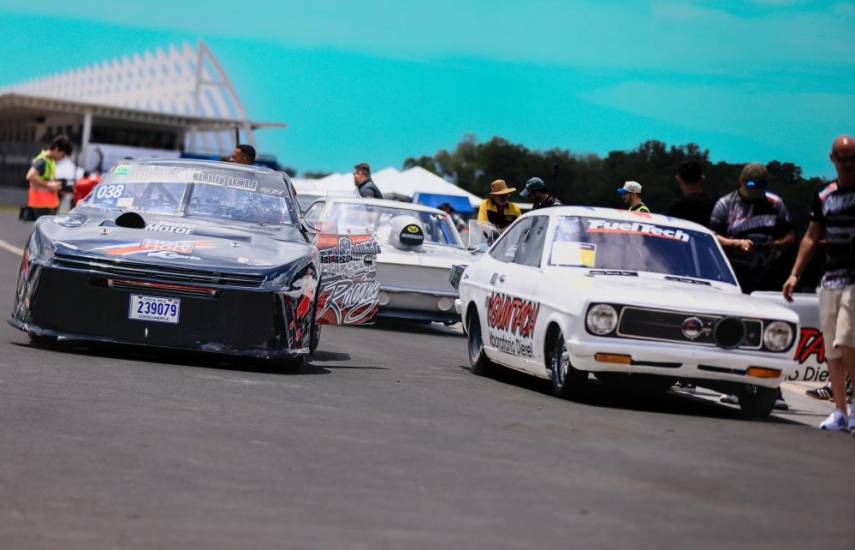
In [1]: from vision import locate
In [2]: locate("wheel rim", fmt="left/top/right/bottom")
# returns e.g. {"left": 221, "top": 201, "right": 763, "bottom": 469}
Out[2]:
{"left": 551, "top": 335, "right": 569, "bottom": 385}
{"left": 468, "top": 316, "right": 483, "bottom": 365}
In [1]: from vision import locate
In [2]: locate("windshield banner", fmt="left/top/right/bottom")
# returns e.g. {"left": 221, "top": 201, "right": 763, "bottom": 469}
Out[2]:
{"left": 585, "top": 219, "right": 691, "bottom": 242}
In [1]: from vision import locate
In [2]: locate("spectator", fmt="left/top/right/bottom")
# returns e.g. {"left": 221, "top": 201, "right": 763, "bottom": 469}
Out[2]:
{"left": 23, "top": 135, "right": 72, "bottom": 220}
{"left": 437, "top": 202, "right": 466, "bottom": 232}
{"left": 229, "top": 144, "right": 256, "bottom": 165}
{"left": 782, "top": 134, "right": 855, "bottom": 432}
{"left": 353, "top": 162, "right": 383, "bottom": 199}
{"left": 520, "top": 176, "right": 562, "bottom": 209}
{"left": 710, "top": 162, "right": 795, "bottom": 293}
{"left": 477, "top": 179, "right": 521, "bottom": 230}
{"left": 617, "top": 181, "right": 649, "bottom": 212}
{"left": 72, "top": 171, "right": 100, "bottom": 207}
{"left": 665, "top": 160, "right": 715, "bottom": 227}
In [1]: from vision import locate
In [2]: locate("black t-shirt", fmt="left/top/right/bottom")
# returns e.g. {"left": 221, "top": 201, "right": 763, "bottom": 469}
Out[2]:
{"left": 532, "top": 195, "right": 562, "bottom": 210}
{"left": 811, "top": 181, "right": 855, "bottom": 288}
{"left": 31, "top": 157, "right": 47, "bottom": 176}
{"left": 665, "top": 192, "right": 715, "bottom": 228}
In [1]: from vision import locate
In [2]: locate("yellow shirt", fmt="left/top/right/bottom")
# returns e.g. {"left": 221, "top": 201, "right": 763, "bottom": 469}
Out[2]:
{"left": 477, "top": 198, "right": 522, "bottom": 229}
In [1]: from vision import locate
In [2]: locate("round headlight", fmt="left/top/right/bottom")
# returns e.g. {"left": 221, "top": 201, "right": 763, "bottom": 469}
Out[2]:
{"left": 763, "top": 321, "right": 793, "bottom": 352}
{"left": 586, "top": 304, "right": 618, "bottom": 335}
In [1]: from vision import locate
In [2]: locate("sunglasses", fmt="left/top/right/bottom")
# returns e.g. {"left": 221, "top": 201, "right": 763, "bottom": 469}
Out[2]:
{"left": 744, "top": 179, "right": 767, "bottom": 189}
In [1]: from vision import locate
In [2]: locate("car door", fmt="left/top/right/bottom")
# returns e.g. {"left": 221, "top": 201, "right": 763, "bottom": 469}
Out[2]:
{"left": 313, "top": 202, "right": 382, "bottom": 326}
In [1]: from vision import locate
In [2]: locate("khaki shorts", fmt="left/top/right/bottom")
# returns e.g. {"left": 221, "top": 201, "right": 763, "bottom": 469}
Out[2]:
{"left": 819, "top": 285, "right": 855, "bottom": 360}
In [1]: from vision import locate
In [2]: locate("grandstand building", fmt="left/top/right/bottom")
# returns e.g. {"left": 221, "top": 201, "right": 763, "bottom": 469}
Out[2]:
{"left": 0, "top": 41, "right": 284, "bottom": 202}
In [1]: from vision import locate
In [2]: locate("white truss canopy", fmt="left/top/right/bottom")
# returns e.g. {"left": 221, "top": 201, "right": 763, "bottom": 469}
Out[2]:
{"left": 0, "top": 41, "right": 283, "bottom": 154}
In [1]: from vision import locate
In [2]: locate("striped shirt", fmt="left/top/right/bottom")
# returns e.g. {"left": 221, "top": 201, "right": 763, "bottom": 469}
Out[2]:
{"left": 811, "top": 181, "right": 855, "bottom": 288}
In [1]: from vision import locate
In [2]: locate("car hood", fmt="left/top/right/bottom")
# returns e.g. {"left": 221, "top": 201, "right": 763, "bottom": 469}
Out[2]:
{"left": 379, "top": 242, "right": 473, "bottom": 269}
{"left": 574, "top": 272, "right": 798, "bottom": 321}
{"left": 40, "top": 214, "right": 313, "bottom": 271}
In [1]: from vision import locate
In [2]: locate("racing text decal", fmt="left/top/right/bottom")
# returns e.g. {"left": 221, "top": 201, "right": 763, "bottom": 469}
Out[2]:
{"left": 315, "top": 234, "right": 381, "bottom": 326}
{"left": 586, "top": 219, "right": 690, "bottom": 242}
{"left": 786, "top": 327, "right": 829, "bottom": 382}
{"left": 487, "top": 292, "right": 540, "bottom": 358}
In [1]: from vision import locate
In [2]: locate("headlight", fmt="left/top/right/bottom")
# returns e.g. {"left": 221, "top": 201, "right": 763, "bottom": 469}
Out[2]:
{"left": 763, "top": 321, "right": 793, "bottom": 352}
{"left": 586, "top": 304, "right": 618, "bottom": 335}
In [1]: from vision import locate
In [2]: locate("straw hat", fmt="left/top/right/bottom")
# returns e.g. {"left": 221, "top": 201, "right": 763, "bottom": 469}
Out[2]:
{"left": 489, "top": 179, "right": 516, "bottom": 196}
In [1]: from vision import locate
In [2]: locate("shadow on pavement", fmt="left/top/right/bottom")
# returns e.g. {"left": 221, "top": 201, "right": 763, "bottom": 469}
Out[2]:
{"left": 465, "top": 362, "right": 797, "bottom": 425}
{"left": 362, "top": 318, "right": 464, "bottom": 338}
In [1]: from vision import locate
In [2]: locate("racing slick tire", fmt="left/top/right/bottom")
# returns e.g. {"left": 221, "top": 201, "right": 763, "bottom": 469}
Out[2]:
{"left": 28, "top": 332, "right": 57, "bottom": 347}
{"left": 737, "top": 385, "right": 777, "bottom": 420}
{"left": 547, "top": 328, "right": 586, "bottom": 399}
{"left": 466, "top": 309, "right": 495, "bottom": 376}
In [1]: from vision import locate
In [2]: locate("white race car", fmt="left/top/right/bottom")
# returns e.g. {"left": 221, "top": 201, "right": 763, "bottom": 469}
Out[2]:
{"left": 454, "top": 206, "right": 799, "bottom": 418}
{"left": 305, "top": 198, "right": 472, "bottom": 323}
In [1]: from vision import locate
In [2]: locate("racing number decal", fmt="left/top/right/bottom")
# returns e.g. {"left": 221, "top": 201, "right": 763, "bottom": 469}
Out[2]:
{"left": 315, "top": 233, "right": 381, "bottom": 325}
{"left": 486, "top": 292, "right": 540, "bottom": 358}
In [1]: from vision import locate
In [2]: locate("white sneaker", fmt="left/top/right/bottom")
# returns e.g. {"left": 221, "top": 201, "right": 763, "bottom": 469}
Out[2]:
{"left": 819, "top": 409, "right": 847, "bottom": 431}
{"left": 848, "top": 408, "right": 855, "bottom": 435}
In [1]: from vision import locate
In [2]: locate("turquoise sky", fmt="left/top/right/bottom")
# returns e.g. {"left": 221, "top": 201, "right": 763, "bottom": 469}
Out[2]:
{"left": 1, "top": 1, "right": 853, "bottom": 178}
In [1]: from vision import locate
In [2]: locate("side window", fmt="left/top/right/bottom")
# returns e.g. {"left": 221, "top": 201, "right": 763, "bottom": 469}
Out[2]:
{"left": 304, "top": 201, "right": 326, "bottom": 223}
{"left": 490, "top": 219, "right": 532, "bottom": 264}
{"left": 513, "top": 216, "right": 548, "bottom": 267}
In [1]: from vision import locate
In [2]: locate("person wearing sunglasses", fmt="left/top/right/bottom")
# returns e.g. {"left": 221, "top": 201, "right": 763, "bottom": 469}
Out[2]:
{"left": 783, "top": 135, "right": 855, "bottom": 432}
{"left": 709, "top": 162, "right": 795, "bottom": 293}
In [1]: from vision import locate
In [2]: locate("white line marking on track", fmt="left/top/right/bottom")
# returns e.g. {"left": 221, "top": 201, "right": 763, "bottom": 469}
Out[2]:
{"left": 0, "top": 239, "right": 24, "bottom": 256}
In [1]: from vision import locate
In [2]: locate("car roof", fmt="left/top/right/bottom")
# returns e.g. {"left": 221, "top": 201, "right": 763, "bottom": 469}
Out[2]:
{"left": 526, "top": 205, "right": 715, "bottom": 235}
{"left": 126, "top": 158, "right": 279, "bottom": 176}
{"left": 318, "top": 196, "right": 446, "bottom": 215}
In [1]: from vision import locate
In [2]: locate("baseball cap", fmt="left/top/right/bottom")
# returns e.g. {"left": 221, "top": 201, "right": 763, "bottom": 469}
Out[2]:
{"left": 520, "top": 177, "right": 546, "bottom": 197}
{"left": 740, "top": 163, "right": 768, "bottom": 189}
{"left": 617, "top": 181, "right": 642, "bottom": 194}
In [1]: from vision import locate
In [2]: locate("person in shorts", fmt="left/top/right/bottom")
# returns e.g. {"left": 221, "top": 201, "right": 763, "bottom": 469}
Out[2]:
{"left": 783, "top": 135, "right": 855, "bottom": 432}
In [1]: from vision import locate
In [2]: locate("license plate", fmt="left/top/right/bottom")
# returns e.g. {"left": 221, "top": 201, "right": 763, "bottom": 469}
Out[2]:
{"left": 129, "top": 295, "right": 180, "bottom": 324}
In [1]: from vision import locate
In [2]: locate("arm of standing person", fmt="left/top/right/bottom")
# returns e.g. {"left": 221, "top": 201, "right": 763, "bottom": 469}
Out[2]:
{"left": 26, "top": 162, "right": 60, "bottom": 193}
{"left": 710, "top": 197, "right": 752, "bottom": 252}
{"left": 782, "top": 221, "right": 822, "bottom": 301}
{"left": 477, "top": 200, "right": 489, "bottom": 222}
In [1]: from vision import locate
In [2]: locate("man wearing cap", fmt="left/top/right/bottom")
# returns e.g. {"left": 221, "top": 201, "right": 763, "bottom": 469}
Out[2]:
{"left": 521, "top": 177, "right": 562, "bottom": 210}
{"left": 477, "top": 179, "right": 521, "bottom": 230}
{"left": 710, "top": 162, "right": 795, "bottom": 293}
{"left": 783, "top": 135, "right": 855, "bottom": 432}
{"left": 353, "top": 162, "right": 383, "bottom": 199}
{"left": 617, "top": 181, "right": 649, "bottom": 212}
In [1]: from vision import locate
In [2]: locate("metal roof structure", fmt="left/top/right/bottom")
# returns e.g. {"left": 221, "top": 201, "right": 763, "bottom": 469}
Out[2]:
{"left": 0, "top": 41, "right": 284, "bottom": 155}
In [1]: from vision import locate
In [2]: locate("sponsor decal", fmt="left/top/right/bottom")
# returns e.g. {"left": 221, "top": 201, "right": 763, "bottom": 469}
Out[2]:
{"left": 145, "top": 250, "right": 202, "bottom": 261}
{"left": 94, "top": 240, "right": 214, "bottom": 257}
{"left": 146, "top": 221, "right": 195, "bottom": 234}
{"left": 315, "top": 234, "right": 381, "bottom": 325}
{"left": 586, "top": 219, "right": 690, "bottom": 242}
{"left": 786, "top": 327, "right": 829, "bottom": 382}
{"left": 486, "top": 292, "right": 540, "bottom": 358}
{"left": 399, "top": 223, "right": 425, "bottom": 246}
{"left": 192, "top": 171, "right": 258, "bottom": 192}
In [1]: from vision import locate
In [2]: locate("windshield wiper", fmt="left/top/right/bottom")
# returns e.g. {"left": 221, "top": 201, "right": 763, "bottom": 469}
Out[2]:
{"left": 587, "top": 269, "right": 638, "bottom": 277}
{"left": 665, "top": 275, "right": 712, "bottom": 286}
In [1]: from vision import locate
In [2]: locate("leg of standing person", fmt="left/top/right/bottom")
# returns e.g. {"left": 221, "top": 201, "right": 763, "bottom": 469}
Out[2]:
{"left": 819, "top": 286, "right": 854, "bottom": 430}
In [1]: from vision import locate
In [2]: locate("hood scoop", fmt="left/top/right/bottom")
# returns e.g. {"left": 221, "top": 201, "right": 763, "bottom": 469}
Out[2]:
{"left": 114, "top": 212, "right": 146, "bottom": 229}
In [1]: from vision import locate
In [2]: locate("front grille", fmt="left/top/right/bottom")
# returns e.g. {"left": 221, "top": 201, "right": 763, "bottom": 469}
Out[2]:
{"left": 53, "top": 253, "right": 266, "bottom": 288}
{"left": 617, "top": 306, "right": 762, "bottom": 349}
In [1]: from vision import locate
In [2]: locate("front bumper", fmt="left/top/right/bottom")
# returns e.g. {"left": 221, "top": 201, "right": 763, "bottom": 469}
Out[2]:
{"left": 377, "top": 285, "right": 460, "bottom": 323}
{"left": 11, "top": 263, "right": 310, "bottom": 360}
{"left": 568, "top": 337, "right": 796, "bottom": 388}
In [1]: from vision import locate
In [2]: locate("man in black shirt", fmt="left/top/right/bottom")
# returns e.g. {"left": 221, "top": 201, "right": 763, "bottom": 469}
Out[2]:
{"left": 666, "top": 160, "right": 715, "bottom": 228}
{"left": 710, "top": 162, "right": 795, "bottom": 293}
{"left": 520, "top": 177, "right": 562, "bottom": 209}
{"left": 353, "top": 162, "right": 383, "bottom": 199}
{"left": 783, "top": 135, "right": 855, "bottom": 431}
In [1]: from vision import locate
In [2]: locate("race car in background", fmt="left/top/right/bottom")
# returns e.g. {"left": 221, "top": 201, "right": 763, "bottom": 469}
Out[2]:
{"left": 10, "top": 159, "right": 380, "bottom": 367}
{"left": 305, "top": 197, "right": 471, "bottom": 324}
{"left": 453, "top": 206, "right": 799, "bottom": 419}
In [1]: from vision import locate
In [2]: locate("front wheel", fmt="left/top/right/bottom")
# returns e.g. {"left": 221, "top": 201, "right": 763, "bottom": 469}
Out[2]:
{"left": 548, "top": 330, "right": 586, "bottom": 398}
{"left": 738, "top": 385, "right": 777, "bottom": 419}
{"left": 467, "top": 310, "right": 495, "bottom": 376}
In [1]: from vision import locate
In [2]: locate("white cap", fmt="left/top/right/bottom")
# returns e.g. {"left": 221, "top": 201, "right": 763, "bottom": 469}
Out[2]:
{"left": 618, "top": 181, "right": 642, "bottom": 194}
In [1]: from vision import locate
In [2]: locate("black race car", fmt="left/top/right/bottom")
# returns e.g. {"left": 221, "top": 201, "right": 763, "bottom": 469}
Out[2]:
{"left": 10, "top": 159, "right": 380, "bottom": 367}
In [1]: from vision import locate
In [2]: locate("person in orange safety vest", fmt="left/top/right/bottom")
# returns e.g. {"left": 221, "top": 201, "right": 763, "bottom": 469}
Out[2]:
{"left": 25, "top": 135, "right": 73, "bottom": 219}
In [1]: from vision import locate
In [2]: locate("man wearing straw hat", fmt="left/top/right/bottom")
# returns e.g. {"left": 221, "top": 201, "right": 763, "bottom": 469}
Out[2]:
{"left": 477, "top": 179, "right": 522, "bottom": 231}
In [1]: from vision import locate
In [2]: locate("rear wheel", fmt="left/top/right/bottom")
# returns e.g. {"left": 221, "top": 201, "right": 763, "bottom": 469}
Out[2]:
{"left": 548, "top": 329, "right": 586, "bottom": 398}
{"left": 467, "top": 310, "right": 494, "bottom": 376}
{"left": 738, "top": 385, "right": 777, "bottom": 419}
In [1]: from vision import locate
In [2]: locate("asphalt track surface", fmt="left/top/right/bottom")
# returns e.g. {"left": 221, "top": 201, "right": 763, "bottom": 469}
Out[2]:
{"left": 0, "top": 212, "right": 852, "bottom": 549}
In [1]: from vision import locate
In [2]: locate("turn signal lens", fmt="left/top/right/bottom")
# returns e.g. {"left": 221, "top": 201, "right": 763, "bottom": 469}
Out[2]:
{"left": 595, "top": 353, "right": 632, "bottom": 364}
{"left": 746, "top": 367, "right": 782, "bottom": 379}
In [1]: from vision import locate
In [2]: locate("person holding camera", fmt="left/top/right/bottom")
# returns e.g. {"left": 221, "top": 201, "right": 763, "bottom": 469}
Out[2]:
{"left": 24, "top": 135, "right": 73, "bottom": 220}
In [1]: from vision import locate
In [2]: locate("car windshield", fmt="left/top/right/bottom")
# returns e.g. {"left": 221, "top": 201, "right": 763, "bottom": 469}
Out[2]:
{"left": 549, "top": 215, "right": 736, "bottom": 284}
{"left": 321, "top": 202, "right": 463, "bottom": 247}
{"left": 82, "top": 164, "right": 296, "bottom": 225}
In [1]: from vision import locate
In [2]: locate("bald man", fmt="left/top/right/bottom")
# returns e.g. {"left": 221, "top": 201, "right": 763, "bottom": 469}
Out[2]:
{"left": 783, "top": 135, "right": 855, "bottom": 432}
